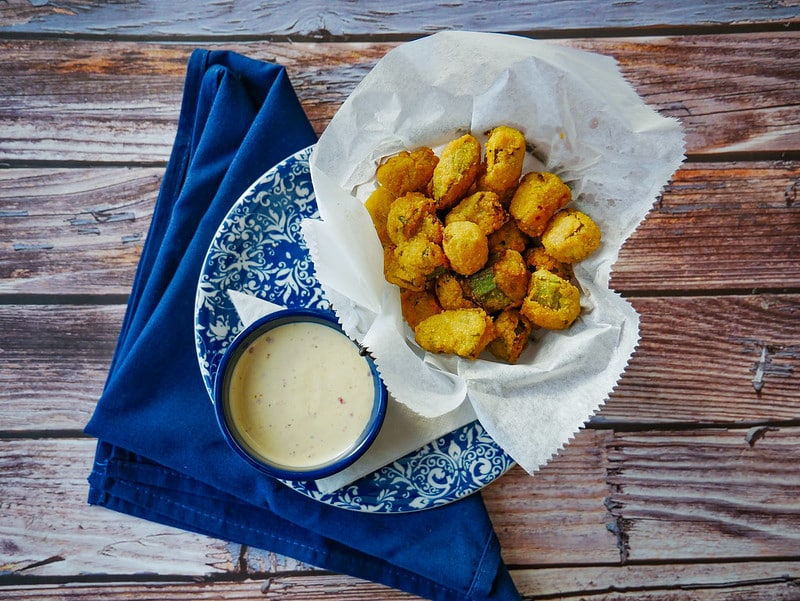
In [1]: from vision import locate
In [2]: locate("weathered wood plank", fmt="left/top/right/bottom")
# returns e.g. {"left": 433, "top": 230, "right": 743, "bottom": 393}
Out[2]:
{"left": 1, "top": 34, "right": 798, "bottom": 163}
{"left": 0, "top": 304, "right": 121, "bottom": 431}
{"left": 0, "top": 168, "right": 157, "bottom": 295}
{"left": 1, "top": 568, "right": 799, "bottom": 601}
{"left": 0, "top": 577, "right": 420, "bottom": 601}
{"left": 0, "top": 437, "right": 613, "bottom": 578}
{"left": 0, "top": 296, "right": 797, "bottom": 432}
{"left": 3, "top": 428, "right": 799, "bottom": 578}
{"left": 563, "top": 33, "right": 800, "bottom": 155}
{"left": 1, "top": 0, "right": 798, "bottom": 37}
{"left": 0, "top": 437, "right": 242, "bottom": 577}
{"left": 483, "top": 430, "right": 620, "bottom": 566}
{"left": 513, "top": 561, "right": 800, "bottom": 600}
{"left": 1, "top": 161, "right": 799, "bottom": 295}
{"left": 610, "top": 160, "right": 800, "bottom": 293}
{"left": 599, "top": 294, "right": 800, "bottom": 425}
{"left": 0, "top": 437, "right": 309, "bottom": 578}
{"left": 607, "top": 428, "right": 800, "bottom": 562}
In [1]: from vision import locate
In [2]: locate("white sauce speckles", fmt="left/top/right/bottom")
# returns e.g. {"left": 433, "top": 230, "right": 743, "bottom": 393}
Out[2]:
{"left": 227, "top": 321, "right": 375, "bottom": 469}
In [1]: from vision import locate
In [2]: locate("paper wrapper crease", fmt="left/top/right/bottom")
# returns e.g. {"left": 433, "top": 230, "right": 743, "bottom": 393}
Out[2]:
{"left": 302, "top": 31, "right": 685, "bottom": 475}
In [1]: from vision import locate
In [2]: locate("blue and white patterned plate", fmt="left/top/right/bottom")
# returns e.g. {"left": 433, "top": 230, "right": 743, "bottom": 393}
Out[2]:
{"left": 194, "top": 145, "right": 514, "bottom": 513}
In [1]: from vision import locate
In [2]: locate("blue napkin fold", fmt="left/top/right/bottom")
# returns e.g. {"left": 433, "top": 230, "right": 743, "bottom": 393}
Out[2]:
{"left": 84, "top": 49, "right": 521, "bottom": 601}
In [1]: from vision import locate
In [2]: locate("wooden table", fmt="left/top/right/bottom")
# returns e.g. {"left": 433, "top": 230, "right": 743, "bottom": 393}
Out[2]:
{"left": 2, "top": 3, "right": 799, "bottom": 599}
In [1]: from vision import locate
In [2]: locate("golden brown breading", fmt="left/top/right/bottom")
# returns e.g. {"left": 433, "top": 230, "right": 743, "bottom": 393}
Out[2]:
{"left": 445, "top": 190, "right": 508, "bottom": 235}
{"left": 509, "top": 172, "right": 571, "bottom": 237}
{"left": 386, "top": 192, "right": 442, "bottom": 246}
{"left": 492, "top": 249, "right": 530, "bottom": 304}
{"left": 431, "top": 134, "right": 482, "bottom": 211}
{"left": 414, "top": 308, "right": 497, "bottom": 360}
{"left": 525, "top": 246, "right": 573, "bottom": 280}
{"left": 401, "top": 289, "right": 442, "bottom": 329}
{"left": 540, "top": 209, "right": 602, "bottom": 263}
{"left": 435, "top": 272, "right": 476, "bottom": 310}
{"left": 520, "top": 269, "right": 581, "bottom": 330}
{"left": 384, "top": 237, "right": 446, "bottom": 292}
{"left": 364, "top": 185, "right": 396, "bottom": 247}
{"left": 487, "top": 218, "right": 530, "bottom": 254}
{"left": 442, "top": 221, "right": 489, "bottom": 276}
{"left": 477, "top": 126, "right": 526, "bottom": 195}
{"left": 487, "top": 308, "right": 533, "bottom": 363}
{"left": 376, "top": 147, "right": 439, "bottom": 196}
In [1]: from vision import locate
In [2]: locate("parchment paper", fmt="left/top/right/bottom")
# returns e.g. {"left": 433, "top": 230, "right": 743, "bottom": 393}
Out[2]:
{"left": 302, "top": 31, "right": 684, "bottom": 475}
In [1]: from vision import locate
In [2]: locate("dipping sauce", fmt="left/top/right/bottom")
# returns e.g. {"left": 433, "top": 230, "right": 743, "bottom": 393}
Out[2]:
{"left": 226, "top": 321, "right": 376, "bottom": 469}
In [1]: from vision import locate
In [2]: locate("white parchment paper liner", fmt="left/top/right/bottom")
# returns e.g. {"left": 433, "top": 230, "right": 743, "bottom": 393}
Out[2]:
{"left": 302, "top": 31, "right": 685, "bottom": 475}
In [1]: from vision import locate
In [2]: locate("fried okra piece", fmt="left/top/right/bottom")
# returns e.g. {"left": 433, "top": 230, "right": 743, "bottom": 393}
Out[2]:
{"left": 401, "top": 289, "right": 442, "bottom": 330}
{"left": 445, "top": 190, "right": 508, "bottom": 235}
{"left": 487, "top": 219, "right": 530, "bottom": 254}
{"left": 435, "top": 272, "right": 476, "bottom": 310}
{"left": 477, "top": 126, "right": 526, "bottom": 195}
{"left": 487, "top": 308, "right": 533, "bottom": 364}
{"left": 365, "top": 185, "right": 396, "bottom": 247}
{"left": 442, "top": 221, "right": 489, "bottom": 276}
{"left": 431, "top": 134, "right": 482, "bottom": 211}
{"left": 414, "top": 308, "right": 497, "bottom": 360}
{"left": 386, "top": 192, "right": 442, "bottom": 246}
{"left": 386, "top": 236, "right": 447, "bottom": 292}
{"left": 525, "top": 246, "right": 573, "bottom": 280}
{"left": 466, "top": 249, "right": 529, "bottom": 313}
{"left": 376, "top": 147, "right": 439, "bottom": 196}
{"left": 541, "top": 209, "right": 601, "bottom": 263}
{"left": 509, "top": 172, "right": 571, "bottom": 237}
{"left": 520, "top": 269, "right": 581, "bottom": 330}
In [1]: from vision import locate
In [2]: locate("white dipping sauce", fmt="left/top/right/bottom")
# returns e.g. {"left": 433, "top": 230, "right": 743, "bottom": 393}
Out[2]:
{"left": 227, "top": 321, "right": 376, "bottom": 469}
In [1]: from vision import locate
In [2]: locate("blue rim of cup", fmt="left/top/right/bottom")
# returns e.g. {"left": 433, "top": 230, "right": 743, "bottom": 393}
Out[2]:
{"left": 213, "top": 308, "right": 388, "bottom": 481}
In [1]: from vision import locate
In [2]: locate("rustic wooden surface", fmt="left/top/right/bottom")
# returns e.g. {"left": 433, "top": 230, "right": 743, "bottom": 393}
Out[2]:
{"left": 1, "top": 1, "right": 799, "bottom": 599}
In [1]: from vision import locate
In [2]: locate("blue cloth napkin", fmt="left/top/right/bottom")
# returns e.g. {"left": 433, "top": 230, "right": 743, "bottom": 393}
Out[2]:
{"left": 84, "top": 49, "right": 520, "bottom": 601}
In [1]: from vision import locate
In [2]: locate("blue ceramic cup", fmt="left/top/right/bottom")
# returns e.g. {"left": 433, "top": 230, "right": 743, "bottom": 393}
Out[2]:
{"left": 213, "top": 308, "right": 387, "bottom": 481}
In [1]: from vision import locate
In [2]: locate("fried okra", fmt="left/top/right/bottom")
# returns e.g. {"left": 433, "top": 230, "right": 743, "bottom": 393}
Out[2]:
{"left": 435, "top": 272, "right": 476, "bottom": 310}
{"left": 442, "top": 221, "right": 489, "bottom": 276}
{"left": 385, "top": 237, "right": 446, "bottom": 291}
{"left": 540, "top": 209, "right": 601, "bottom": 263}
{"left": 525, "top": 246, "right": 573, "bottom": 280}
{"left": 376, "top": 147, "right": 439, "bottom": 196}
{"left": 488, "top": 218, "right": 530, "bottom": 254}
{"left": 487, "top": 308, "right": 533, "bottom": 364}
{"left": 414, "top": 308, "right": 496, "bottom": 360}
{"left": 466, "top": 249, "right": 529, "bottom": 313}
{"left": 386, "top": 192, "right": 442, "bottom": 246}
{"left": 431, "top": 134, "right": 482, "bottom": 211}
{"left": 445, "top": 190, "right": 507, "bottom": 235}
{"left": 521, "top": 269, "right": 581, "bottom": 330}
{"left": 509, "top": 172, "right": 571, "bottom": 237}
{"left": 477, "top": 126, "right": 526, "bottom": 195}
{"left": 401, "top": 289, "right": 442, "bottom": 329}
{"left": 365, "top": 185, "right": 396, "bottom": 247}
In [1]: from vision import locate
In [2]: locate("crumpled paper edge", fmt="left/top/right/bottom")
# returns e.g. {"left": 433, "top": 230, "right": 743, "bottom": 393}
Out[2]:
{"left": 304, "top": 31, "right": 686, "bottom": 476}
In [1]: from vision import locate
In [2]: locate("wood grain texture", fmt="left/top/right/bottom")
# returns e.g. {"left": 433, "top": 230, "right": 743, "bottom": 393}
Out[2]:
{"left": 0, "top": 295, "right": 796, "bottom": 432}
{"left": 1, "top": 34, "right": 799, "bottom": 164}
{"left": 0, "top": 437, "right": 309, "bottom": 578}
{"left": 3, "top": 429, "right": 799, "bottom": 581}
{"left": 512, "top": 561, "right": 800, "bottom": 600}
{"left": 2, "top": 161, "right": 798, "bottom": 296}
{"left": 610, "top": 160, "right": 800, "bottom": 293}
{"left": 2, "top": 0, "right": 799, "bottom": 37}
{"left": 0, "top": 578, "right": 421, "bottom": 601}
{"left": 0, "top": 168, "right": 157, "bottom": 295}
{"left": 2, "top": 4, "right": 800, "bottom": 599}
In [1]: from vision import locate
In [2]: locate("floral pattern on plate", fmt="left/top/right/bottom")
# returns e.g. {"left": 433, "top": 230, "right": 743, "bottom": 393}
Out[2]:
{"left": 194, "top": 145, "right": 513, "bottom": 513}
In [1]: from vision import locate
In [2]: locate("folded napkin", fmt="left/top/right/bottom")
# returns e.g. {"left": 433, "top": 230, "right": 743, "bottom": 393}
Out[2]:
{"left": 84, "top": 49, "right": 520, "bottom": 601}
